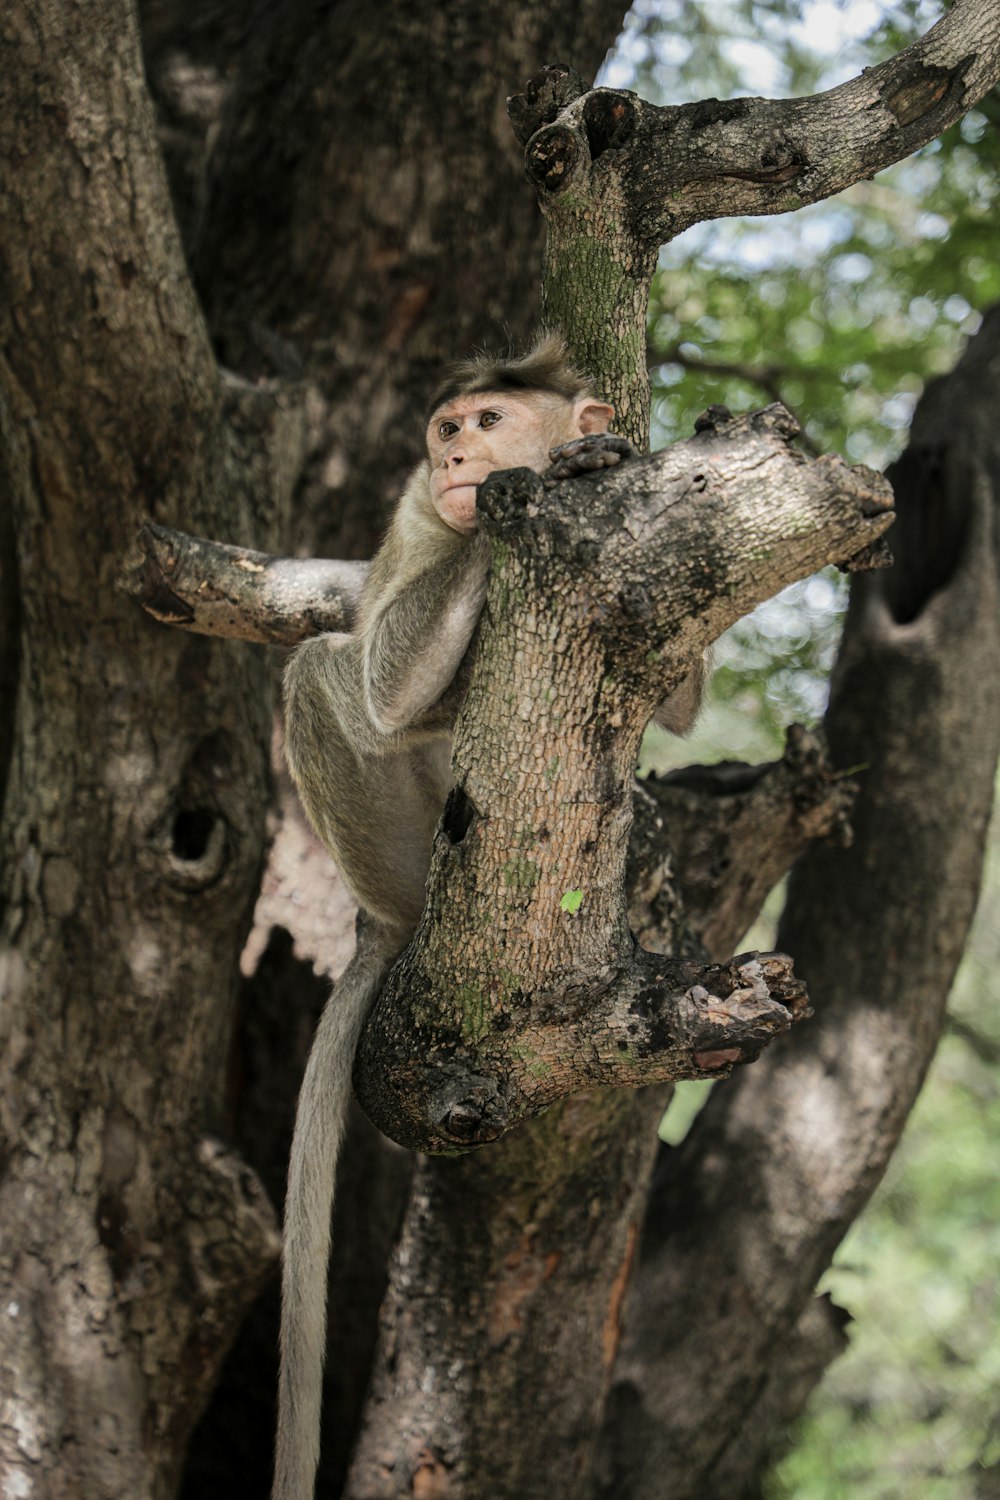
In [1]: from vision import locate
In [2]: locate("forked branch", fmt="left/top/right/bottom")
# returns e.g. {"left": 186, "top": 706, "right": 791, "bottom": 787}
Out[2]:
{"left": 510, "top": 0, "right": 1000, "bottom": 443}
{"left": 352, "top": 408, "right": 893, "bottom": 1150}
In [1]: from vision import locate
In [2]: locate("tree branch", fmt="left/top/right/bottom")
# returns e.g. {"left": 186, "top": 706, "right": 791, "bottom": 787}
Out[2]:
{"left": 353, "top": 408, "right": 893, "bottom": 1151}
{"left": 129, "top": 407, "right": 888, "bottom": 646}
{"left": 0, "top": 4, "right": 283, "bottom": 1487}
{"left": 509, "top": 0, "right": 1000, "bottom": 443}
{"left": 632, "top": 723, "right": 856, "bottom": 961}
{"left": 131, "top": 522, "right": 367, "bottom": 642}
{"left": 516, "top": 2, "right": 1000, "bottom": 242}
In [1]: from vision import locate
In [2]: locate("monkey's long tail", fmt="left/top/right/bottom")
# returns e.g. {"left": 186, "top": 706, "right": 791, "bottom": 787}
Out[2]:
{"left": 271, "top": 927, "right": 397, "bottom": 1500}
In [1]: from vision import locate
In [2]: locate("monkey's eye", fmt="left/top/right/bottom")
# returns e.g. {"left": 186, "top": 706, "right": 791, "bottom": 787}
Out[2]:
{"left": 438, "top": 420, "right": 460, "bottom": 440}
{"left": 479, "top": 411, "right": 502, "bottom": 429}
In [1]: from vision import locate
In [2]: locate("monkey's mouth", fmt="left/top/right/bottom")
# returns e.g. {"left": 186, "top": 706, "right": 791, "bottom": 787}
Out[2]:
{"left": 441, "top": 477, "right": 487, "bottom": 493}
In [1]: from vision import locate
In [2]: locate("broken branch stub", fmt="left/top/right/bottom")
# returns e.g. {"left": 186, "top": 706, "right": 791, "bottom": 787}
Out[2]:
{"left": 352, "top": 409, "right": 893, "bottom": 1153}
{"left": 130, "top": 522, "right": 367, "bottom": 643}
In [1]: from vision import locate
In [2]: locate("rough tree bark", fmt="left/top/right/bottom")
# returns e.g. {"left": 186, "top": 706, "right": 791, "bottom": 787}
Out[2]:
{"left": 3, "top": 2, "right": 1000, "bottom": 1499}
{"left": 353, "top": 413, "right": 890, "bottom": 1153}
{"left": 0, "top": 2, "right": 294, "bottom": 1494}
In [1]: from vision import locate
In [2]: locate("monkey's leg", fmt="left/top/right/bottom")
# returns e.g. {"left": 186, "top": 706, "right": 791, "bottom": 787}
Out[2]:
{"left": 653, "top": 656, "right": 707, "bottom": 736}
{"left": 330, "top": 738, "right": 451, "bottom": 934}
{"left": 285, "top": 635, "right": 446, "bottom": 932}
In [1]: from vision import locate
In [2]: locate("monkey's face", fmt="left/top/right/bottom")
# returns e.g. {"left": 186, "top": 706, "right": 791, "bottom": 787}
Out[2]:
{"left": 426, "top": 391, "right": 613, "bottom": 535}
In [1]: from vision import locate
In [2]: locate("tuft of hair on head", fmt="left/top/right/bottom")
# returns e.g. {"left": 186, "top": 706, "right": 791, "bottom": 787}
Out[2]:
{"left": 427, "top": 332, "right": 597, "bottom": 420}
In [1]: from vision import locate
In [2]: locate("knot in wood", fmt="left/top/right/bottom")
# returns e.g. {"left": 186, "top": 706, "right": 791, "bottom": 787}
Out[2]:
{"left": 693, "top": 404, "right": 734, "bottom": 434}
{"left": 477, "top": 467, "right": 546, "bottom": 539}
{"left": 507, "top": 63, "right": 588, "bottom": 146}
{"left": 686, "top": 96, "right": 752, "bottom": 131}
{"left": 439, "top": 1080, "right": 509, "bottom": 1148}
{"left": 758, "top": 146, "right": 805, "bottom": 183}
{"left": 581, "top": 91, "right": 636, "bottom": 159}
{"left": 526, "top": 124, "right": 581, "bottom": 193}
{"left": 883, "top": 62, "right": 960, "bottom": 128}
{"left": 618, "top": 581, "right": 653, "bottom": 620}
{"left": 749, "top": 403, "right": 801, "bottom": 440}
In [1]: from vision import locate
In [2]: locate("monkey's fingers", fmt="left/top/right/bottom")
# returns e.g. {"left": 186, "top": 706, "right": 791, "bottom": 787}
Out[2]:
{"left": 543, "top": 453, "right": 624, "bottom": 481}
{"left": 544, "top": 434, "right": 634, "bottom": 482}
{"left": 549, "top": 434, "right": 633, "bottom": 462}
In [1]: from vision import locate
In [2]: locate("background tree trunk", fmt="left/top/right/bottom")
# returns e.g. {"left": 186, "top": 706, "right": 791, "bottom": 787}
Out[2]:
{"left": 597, "top": 302, "right": 1000, "bottom": 1500}
{"left": 0, "top": 2, "right": 287, "bottom": 1492}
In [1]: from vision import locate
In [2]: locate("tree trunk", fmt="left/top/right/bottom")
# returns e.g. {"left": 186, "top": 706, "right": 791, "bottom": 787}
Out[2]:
{"left": 0, "top": 2, "right": 289, "bottom": 1492}
{"left": 596, "top": 302, "right": 1000, "bottom": 1500}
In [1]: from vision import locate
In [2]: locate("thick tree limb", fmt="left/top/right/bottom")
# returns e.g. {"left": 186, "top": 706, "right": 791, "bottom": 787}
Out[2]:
{"left": 0, "top": 3, "right": 281, "bottom": 1492}
{"left": 632, "top": 723, "right": 856, "bottom": 961}
{"left": 353, "top": 407, "right": 892, "bottom": 1151}
{"left": 510, "top": 0, "right": 1000, "bottom": 442}
{"left": 342, "top": 732, "right": 858, "bottom": 1500}
{"left": 361, "top": 947, "right": 807, "bottom": 1153}
{"left": 514, "top": 4, "right": 1000, "bottom": 238}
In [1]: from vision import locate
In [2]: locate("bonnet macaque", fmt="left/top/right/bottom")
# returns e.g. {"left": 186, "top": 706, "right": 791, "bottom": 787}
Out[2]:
{"left": 273, "top": 336, "right": 700, "bottom": 1500}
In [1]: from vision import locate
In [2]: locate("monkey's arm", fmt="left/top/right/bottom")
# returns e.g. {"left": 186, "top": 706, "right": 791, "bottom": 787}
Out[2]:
{"left": 364, "top": 438, "right": 632, "bottom": 735}
{"left": 363, "top": 534, "right": 491, "bottom": 735}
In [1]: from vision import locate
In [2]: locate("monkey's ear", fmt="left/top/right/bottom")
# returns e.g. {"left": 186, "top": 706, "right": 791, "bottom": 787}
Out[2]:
{"left": 575, "top": 400, "right": 616, "bottom": 435}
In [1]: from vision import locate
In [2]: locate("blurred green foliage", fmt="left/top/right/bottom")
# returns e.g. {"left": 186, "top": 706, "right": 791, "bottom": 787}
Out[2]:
{"left": 611, "top": 0, "right": 1000, "bottom": 770}
{"left": 611, "top": 1, "right": 1000, "bottom": 1492}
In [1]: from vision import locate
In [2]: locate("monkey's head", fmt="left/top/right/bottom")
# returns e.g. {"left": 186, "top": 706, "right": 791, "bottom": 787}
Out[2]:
{"left": 425, "top": 335, "right": 615, "bottom": 535}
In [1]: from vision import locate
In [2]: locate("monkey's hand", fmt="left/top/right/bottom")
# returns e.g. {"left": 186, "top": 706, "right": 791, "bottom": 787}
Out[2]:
{"left": 542, "top": 434, "right": 635, "bottom": 486}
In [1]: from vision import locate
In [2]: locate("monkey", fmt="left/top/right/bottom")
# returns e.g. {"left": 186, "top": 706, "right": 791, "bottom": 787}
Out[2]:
{"left": 273, "top": 335, "right": 702, "bottom": 1500}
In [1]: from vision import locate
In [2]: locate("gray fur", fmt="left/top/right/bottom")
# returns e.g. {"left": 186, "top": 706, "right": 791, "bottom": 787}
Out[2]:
{"left": 274, "top": 464, "right": 491, "bottom": 1500}
{"left": 652, "top": 656, "right": 707, "bottom": 736}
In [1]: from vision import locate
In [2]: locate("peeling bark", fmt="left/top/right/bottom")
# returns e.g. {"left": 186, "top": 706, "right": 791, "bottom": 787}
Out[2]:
{"left": 132, "top": 524, "right": 367, "bottom": 643}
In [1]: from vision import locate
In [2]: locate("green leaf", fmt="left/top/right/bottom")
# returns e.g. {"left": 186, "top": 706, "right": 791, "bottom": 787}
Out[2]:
{"left": 560, "top": 889, "right": 583, "bottom": 914}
